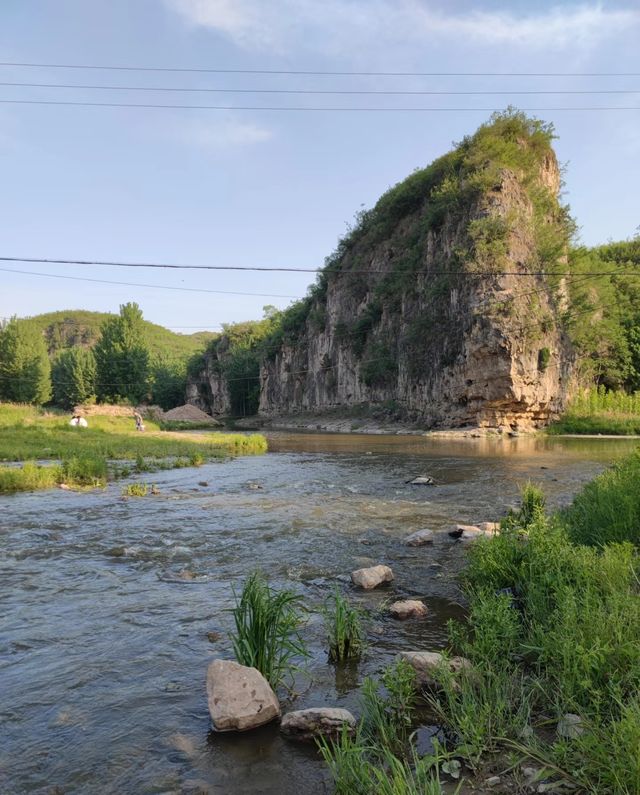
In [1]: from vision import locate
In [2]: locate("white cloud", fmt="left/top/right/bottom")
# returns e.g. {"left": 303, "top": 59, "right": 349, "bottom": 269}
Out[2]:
{"left": 176, "top": 115, "right": 273, "bottom": 150}
{"left": 166, "top": 0, "right": 639, "bottom": 53}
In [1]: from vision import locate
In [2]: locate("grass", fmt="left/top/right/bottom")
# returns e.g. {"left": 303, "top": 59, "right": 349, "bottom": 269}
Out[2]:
{"left": 550, "top": 387, "right": 640, "bottom": 435}
{"left": 230, "top": 571, "right": 308, "bottom": 690}
{"left": 122, "top": 482, "right": 149, "bottom": 497}
{"left": 318, "top": 660, "right": 456, "bottom": 795}
{"left": 425, "top": 468, "right": 640, "bottom": 793}
{"left": 0, "top": 402, "right": 267, "bottom": 493}
{"left": 323, "top": 587, "right": 365, "bottom": 662}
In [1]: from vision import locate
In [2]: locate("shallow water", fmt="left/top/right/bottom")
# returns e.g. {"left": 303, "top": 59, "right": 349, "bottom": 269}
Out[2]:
{"left": 1, "top": 432, "right": 637, "bottom": 794}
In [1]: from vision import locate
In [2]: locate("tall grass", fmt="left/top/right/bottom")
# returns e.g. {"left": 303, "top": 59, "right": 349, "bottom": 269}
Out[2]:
{"left": 0, "top": 461, "right": 60, "bottom": 493}
{"left": 561, "top": 450, "right": 640, "bottom": 546}
{"left": 318, "top": 660, "right": 453, "bottom": 794}
{"left": 323, "top": 587, "right": 365, "bottom": 662}
{"left": 231, "top": 571, "right": 308, "bottom": 689}
{"left": 550, "top": 387, "right": 640, "bottom": 435}
{"left": 431, "top": 464, "right": 640, "bottom": 793}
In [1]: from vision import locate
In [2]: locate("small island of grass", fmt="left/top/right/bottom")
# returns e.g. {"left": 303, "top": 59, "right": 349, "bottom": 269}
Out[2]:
{"left": 0, "top": 403, "right": 267, "bottom": 494}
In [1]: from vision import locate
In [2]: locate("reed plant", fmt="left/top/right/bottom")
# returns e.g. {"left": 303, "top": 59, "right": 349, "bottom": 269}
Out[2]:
{"left": 231, "top": 571, "right": 308, "bottom": 689}
{"left": 323, "top": 587, "right": 365, "bottom": 662}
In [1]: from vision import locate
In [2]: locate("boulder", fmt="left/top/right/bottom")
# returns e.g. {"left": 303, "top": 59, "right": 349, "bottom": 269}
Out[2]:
{"left": 390, "top": 600, "right": 428, "bottom": 619}
{"left": 557, "top": 713, "right": 584, "bottom": 740}
{"left": 280, "top": 708, "right": 356, "bottom": 741}
{"left": 351, "top": 564, "right": 394, "bottom": 589}
{"left": 399, "top": 651, "right": 472, "bottom": 689}
{"left": 405, "top": 529, "right": 435, "bottom": 546}
{"left": 206, "top": 659, "right": 280, "bottom": 732}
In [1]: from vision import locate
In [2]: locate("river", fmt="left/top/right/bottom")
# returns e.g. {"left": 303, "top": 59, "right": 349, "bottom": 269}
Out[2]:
{"left": 1, "top": 432, "right": 637, "bottom": 794}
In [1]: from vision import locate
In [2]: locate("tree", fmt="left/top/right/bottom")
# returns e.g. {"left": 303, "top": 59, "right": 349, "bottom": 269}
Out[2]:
{"left": 94, "top": 303, "right": 151, "bottom": 403}
{"left": 0, "top": 317, "right": 52, "bottom": 404}
{"left": 51, "top": 347, "right": 97, "bottom": 409}
{"left": 151, "top": 355, "right": 187, "bottom": 410}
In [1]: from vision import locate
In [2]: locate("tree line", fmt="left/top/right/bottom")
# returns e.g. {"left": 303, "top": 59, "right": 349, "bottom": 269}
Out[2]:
{"left": 0, "top": 303, "right": 189, "bottom": 409}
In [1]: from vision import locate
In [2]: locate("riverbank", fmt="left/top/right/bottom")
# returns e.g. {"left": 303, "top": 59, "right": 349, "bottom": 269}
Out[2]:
{"left": 0, "top": 403, "right": 267, "bottom": 493}
{"left": 417, "top": 452, "right": 640, "bottom": 793}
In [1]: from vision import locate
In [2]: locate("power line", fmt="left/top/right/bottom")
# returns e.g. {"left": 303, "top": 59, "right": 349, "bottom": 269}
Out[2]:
{"left": 2, "top": 81, "right": 640, "bottom": 96}
{"left": 1, "top": 62, "right": 639, "bottom": 77}
{"left": 0, "top": 267, "right": 302, "bottom": 299}
{"left": 2, "top": 256, "right": 639, "bottom": 278}
{"left": 2, "top": 99, "right": 639, "bottom": 112}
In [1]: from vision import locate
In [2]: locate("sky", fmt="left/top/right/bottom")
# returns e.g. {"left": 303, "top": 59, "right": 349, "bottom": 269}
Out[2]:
{"left": 1, "top": 0, "right": 639, "bottom": 333}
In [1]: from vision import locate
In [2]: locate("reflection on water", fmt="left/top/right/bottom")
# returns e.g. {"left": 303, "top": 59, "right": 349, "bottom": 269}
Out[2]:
{"left": 0, "top": 432, "right": 636, "bottom": 793}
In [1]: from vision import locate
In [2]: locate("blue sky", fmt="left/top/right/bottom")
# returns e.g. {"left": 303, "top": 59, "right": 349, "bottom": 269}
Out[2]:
{"left": 1, "top": 0, "right": 639, "bottom": 332}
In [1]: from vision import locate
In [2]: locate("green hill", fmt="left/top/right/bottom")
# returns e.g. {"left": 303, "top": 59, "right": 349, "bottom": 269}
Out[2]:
{"left": 27, "top": 309, "right": 218, "bottom": 360}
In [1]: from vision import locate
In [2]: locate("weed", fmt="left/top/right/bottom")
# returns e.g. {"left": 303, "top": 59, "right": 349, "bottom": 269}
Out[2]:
{"left": 122, "top": 483, "right": 149, "bottom": 497}
{"left": 323, "top": 588, "right": 365, "bottom": 662}
{"left": 231, "top": 571, "right": 308, "bottom": 689}
{"left": 61, "top": 455, "right": 107, "bottom": 487}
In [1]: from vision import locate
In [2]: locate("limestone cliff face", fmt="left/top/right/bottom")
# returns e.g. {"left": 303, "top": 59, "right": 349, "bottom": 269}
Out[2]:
{"left": 189, "top": 115, "right": 574, "bottom": 431}
{"left": 186, "top": 346, "right": 231, "bottom": 417}
{"left": 258, "top": 156, "right": 572, "bottom": 430}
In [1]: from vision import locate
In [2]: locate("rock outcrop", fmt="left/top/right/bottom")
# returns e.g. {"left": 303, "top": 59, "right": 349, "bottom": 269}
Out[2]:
{"left": 189, "top": 113, "right": 574, "bottom": 430}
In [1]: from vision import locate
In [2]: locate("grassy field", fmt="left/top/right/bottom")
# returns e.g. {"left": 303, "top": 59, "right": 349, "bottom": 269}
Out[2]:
{"left": 0, "top": 403, "right": 267, "bottom": 493}
{"left": 549, "top": 388, "right": 640, "bottom": 435}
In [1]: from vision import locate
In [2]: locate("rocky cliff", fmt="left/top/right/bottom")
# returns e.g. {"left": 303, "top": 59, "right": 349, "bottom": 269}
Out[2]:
{"left": 191, "top": 112, "right": 575, "bottom": 431}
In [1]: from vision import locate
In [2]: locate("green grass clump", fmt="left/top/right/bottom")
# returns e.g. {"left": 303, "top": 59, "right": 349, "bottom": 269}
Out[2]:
{"left": 122, "top": 482, "right": 149, "bottom": 497}
{"left": 61, "top": 455, "right": 107, "bottom": 487}
{"left": 323, "top": 588, "right": 365, "bottom": 662}
{"left": 319, "top": 660, "right": 453, "bottom": 795}
{"left": 231, "top": 571, "right": 308, "bottom": 689}
{"left": 561, "top": 450, "right": 640, "bottom": 546}
{"left": 0, "top": 461, "right": 60, "bottom": 493}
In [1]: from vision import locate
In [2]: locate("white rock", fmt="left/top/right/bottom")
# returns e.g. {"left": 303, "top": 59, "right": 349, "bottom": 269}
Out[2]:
{"left": 389, "top": 600, "right": 428, "bottom": 619}
{"left": 206, "top": 659, "right": 280, "bottom": 732}
{"left": 405, "top": 529, "right": 435, "bottom": 546}
{"left": 350, "top": 564, "right": 394, "bottom": 590}
{"left": 280, "top": 708, "right": 356, "bottom": 741}
{"left": 485, "top": 776, "right": 501, "bottom": 787}
{"left": 557, "top": 713, "right": 584, "bottom": 739}
{"left": 399, "top": 651, "right": 472, "bottom": 689}
{"left": 448, "top": 524, "right": 482, "bottom": 539}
